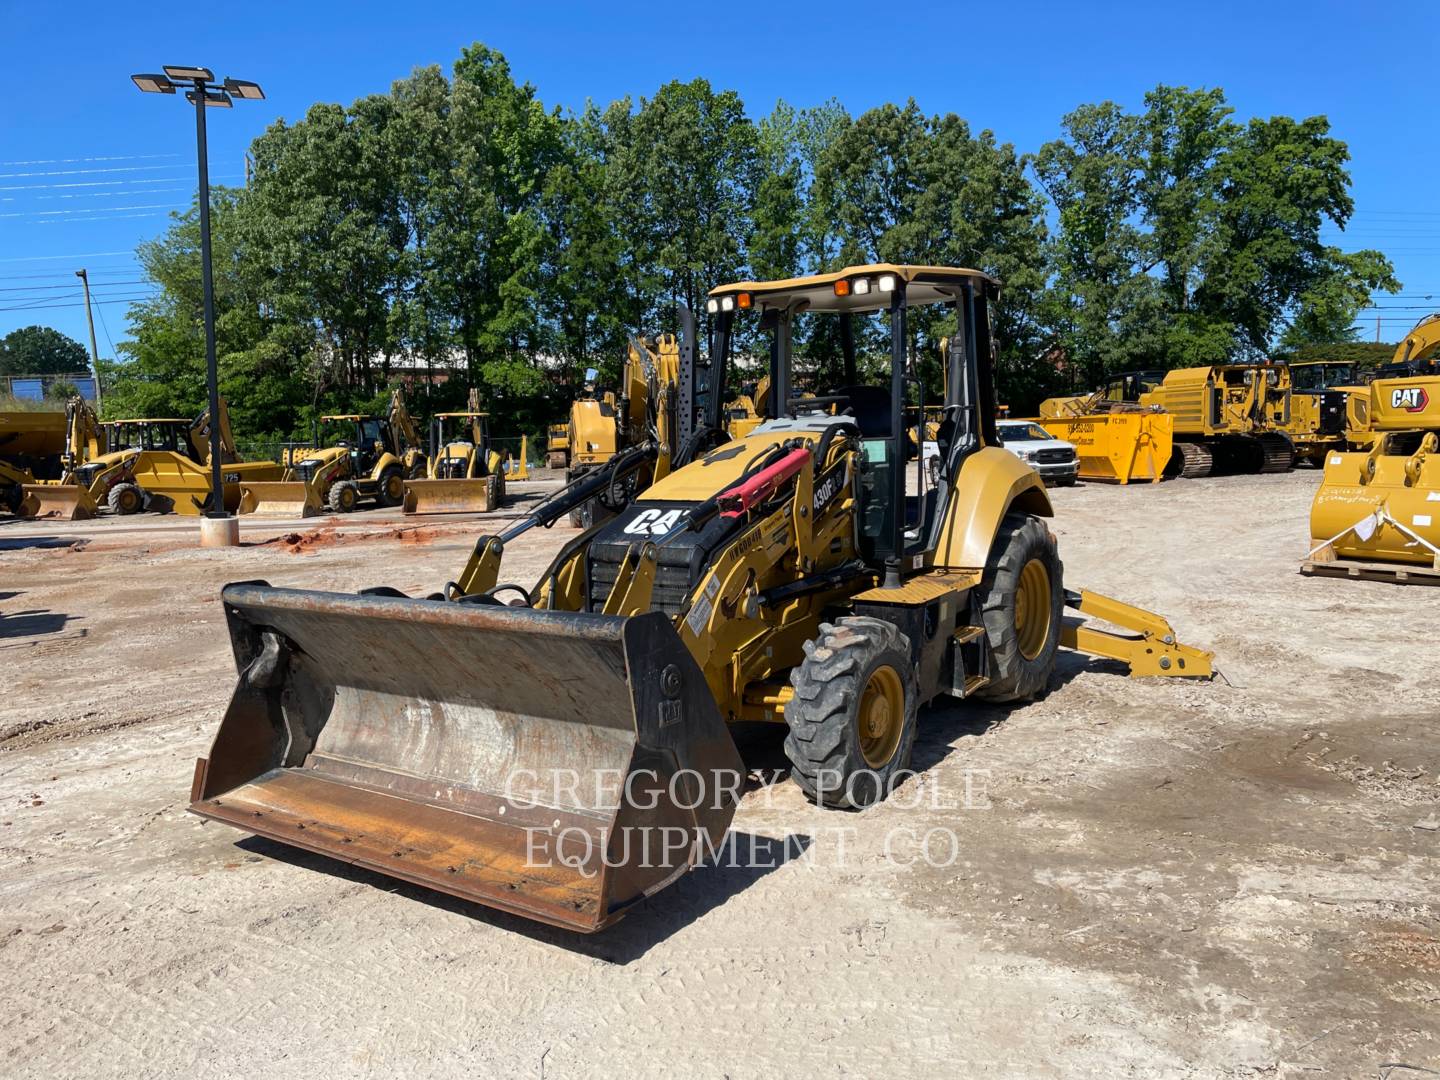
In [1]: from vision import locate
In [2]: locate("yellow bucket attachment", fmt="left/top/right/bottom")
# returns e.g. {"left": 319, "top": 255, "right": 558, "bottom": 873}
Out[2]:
{"left": 1307, "top": 443, "right": 1440, "bottom": 576}
{"left": 1039, "top": 412, "right": 1173, "bottom": 484}
{"left": 403, "top": 476, "right": 499, "bottom": 514}
{"left": 19, "top": 483, "right": 97, "bottom": 520}
{"left": 190, "top": 584, "right": 744, "bottom": 933}
{"left": 238, "top": 481, "right": 324, "bottom": 518}
{"left": 1061, "top": 588, "right": 1214, "bottom": 677}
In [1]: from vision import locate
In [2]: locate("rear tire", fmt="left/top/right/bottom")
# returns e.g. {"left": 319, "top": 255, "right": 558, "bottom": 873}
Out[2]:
{"left": 107, "top": 482, "right": 144, "bottom": 515}
{"left": 975, "top": 514, "right": 1062, "bottom": 703}
{"left": 785, "top": 617, "right": 919, "bottom": 809}
{"left": 486, "top": 473, "right": 504, "bottom": 510}
{"left": 328, "top": 480, "right": 358, "bottom": 513}
{"left": 378, "top": 467, "right": 404, "bottom": 507}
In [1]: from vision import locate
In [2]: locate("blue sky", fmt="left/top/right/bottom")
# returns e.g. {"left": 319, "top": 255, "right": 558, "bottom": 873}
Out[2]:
{"left": 2, "top": 0, "right": 1437, "bottom": 357}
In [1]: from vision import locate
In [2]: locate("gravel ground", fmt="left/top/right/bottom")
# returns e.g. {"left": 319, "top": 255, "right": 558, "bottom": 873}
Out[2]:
{"left": 0, "top": 470, "right": 1436, "bottom": 1079}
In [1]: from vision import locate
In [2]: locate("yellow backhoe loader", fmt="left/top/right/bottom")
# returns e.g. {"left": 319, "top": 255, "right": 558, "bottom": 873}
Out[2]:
{"left": 546, "top": 421, "right": 570, "bottom": 470}
{"left": 1305, "top": 315, "right": 1440, "bottom": 583}
{"left": 0, "top": 408, "right": 67, "bottom": 516}
{"left": 725, "top": 375, "right": 771, "bottom": 439}
{"left": 190, "top": 264, "right": 1212, "bottom": 934}
{"left": 403, "top": 390, "right": 507, "bottom": 514}
{"left": 239, "top": 388, "right": 427, "bottom": 517}
{"left": 1103, "top": 364, "right": 1295, "bottom": 477}
{"left": 565, "top": 334, "right": 681, "bottom": 527}
{"left": 21, "top": 398, "right": 283, "bottom": 518}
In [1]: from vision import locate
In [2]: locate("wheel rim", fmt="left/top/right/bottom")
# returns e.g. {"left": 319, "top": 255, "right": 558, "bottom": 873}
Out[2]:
{"left": 386, "top": 474, "right": 403, "bottom": 501}
{"left": 858, "top": 665, "right": 905, "bottom": 768}
{"left": 1014, "top": 557, "right": 1052, "bottom": 661}
{"left": 339, "top": 488, "right": 355, "bottom": 511}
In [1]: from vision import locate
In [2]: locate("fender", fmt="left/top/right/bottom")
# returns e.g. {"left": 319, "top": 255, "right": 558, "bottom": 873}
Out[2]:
{"left": 934, "top": 446, "right": 1052, "bottom": 570}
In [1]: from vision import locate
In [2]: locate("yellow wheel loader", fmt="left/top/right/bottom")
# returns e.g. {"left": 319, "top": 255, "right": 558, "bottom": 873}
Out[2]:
{"left": 22, "top": 398, "right": 283, "bottom": 519}
{"left": 403, "top": 391, "right": 508, "bottom": 514}
{"left": 239, "top": 389, "right": 426, "bottom": 517}
{"left": 1109, "top": 364, "right": 1295, "bottom": 477}
{"left": 1306, "top": 315, "right": 1440, "bottom": 583}
{"left": 190, "top": 265, "right": 1211, "bottom": 933}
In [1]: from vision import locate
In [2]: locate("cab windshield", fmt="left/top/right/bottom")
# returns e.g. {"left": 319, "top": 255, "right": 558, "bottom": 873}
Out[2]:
{"left": 997, "top": 423, "right": 1051, "bottom": 443}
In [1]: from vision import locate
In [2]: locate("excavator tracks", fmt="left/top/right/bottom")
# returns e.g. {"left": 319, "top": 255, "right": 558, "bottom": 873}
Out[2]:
{"left": 1256, "top": 433, "right": 1295, "bottom": 473}
{"left": 1175, "top": 441, "right": 1214, "bottom": 478}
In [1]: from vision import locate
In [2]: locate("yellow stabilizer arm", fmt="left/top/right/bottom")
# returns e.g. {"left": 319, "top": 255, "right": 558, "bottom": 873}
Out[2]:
{"left": 1061, "top": 588, "right": 1213, "bottom": 678}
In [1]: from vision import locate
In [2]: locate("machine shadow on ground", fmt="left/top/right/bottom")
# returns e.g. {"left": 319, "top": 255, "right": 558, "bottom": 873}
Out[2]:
{"left": 235, "top": 830, "right": 807, "bottom": 965}
{"left": 0, "top": 602, "right": 73, "bottom": 639}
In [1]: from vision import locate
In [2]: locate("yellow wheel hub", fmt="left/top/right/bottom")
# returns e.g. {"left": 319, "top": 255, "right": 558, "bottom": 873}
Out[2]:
{"left": 1014, "top": 557, "right": 1052, "bottom": 661}
{"left": 858, "top": 665, "right": 905, "bottom": 768}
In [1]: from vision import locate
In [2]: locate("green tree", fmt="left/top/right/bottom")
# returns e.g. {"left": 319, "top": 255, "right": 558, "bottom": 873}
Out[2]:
{"left": 0, "top": 325, "right": 91, "bottom": 377}
{"left": 814, "top": 101, "right": 1050, "bottom": 402}
{"left": 1035, "top": 86, "right": 1398, "bottom": 386}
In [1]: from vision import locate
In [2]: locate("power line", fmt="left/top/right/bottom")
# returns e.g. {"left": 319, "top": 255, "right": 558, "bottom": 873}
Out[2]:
{"left": 0, "top": 278, "right": 152, "bottom": 293}
{"left": 0, "top": 293, "right": 157, "bottom": 313}
{"left": 0, "top": 163, "right": 195, "bottom": 179}
{"left": 0, "top": 250, "right": 137, "bottom": 263}
{"left": 0, "top": 153, "right": 179, "bottom": 167}
{"left": 35, "top": 212, "right": 171, "bottom": 225}
{"left": 0, "top": 174, "right": 241, "bottom": 191}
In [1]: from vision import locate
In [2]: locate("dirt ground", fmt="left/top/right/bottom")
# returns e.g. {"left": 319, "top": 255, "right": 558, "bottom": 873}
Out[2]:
{"left": 1, "top": 471, "right": 1436, "bottom": 1079}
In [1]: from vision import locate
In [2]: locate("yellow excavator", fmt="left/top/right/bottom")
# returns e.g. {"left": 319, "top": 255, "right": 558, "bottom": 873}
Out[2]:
{"left": 1096, "top": 364, "right": 1294, "bottom": 477}
{"left": 402, "top": 390, "right": 507, "bottom": 514}
{"left": 239, "top": 388, "right": 427, "bottom": 517}
{"left": 1306, "top": 314, "right": 1440, "bottom": 582}
{"left": 1281, "top": 360, "right": 1374, "bottom": 466}
{"left": 21, "top": 397, "right": 284, "bottom": 519}
{"left": 189, "top": 264, "right": 1212, "bottom": 934}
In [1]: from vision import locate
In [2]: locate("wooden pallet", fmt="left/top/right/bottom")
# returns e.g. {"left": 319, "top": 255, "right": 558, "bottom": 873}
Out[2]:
{"left": 1301, "top": 556, "right": 1440, "bottom": 586}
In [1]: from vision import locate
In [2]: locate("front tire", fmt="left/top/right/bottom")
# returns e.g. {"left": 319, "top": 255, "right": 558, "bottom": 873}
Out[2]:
{"left": 975, "top": 514, "right": 1062, "bottom": 703}
{"left": 785, "top": 617, "right": 919, "bottom": 809}
{"left": 107, "top": 482, "right": 145, "bottom": 515}
{"left": 378, "top": 467, "right": 404, "bottom": 507}
{"left": 328, "top": 480, "right": 358, "bottom": 513}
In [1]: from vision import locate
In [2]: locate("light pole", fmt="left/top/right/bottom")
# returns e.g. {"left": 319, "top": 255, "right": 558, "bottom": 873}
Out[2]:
{"left": 131, "top": 66, "right": 264, "bottom": 524}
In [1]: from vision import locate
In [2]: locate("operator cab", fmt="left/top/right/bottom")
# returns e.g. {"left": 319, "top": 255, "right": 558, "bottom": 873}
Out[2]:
{"left": 317, "top": 414, "right": 389, "bottom": 471}
{"left": 103, "top": 419, "right": 194, "bottom": 459}
{"left": 704, "top": 264, "right": 1004, "bottom": 579}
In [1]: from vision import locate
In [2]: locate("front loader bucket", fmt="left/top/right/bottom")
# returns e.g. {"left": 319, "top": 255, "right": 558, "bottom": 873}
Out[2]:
{"left": 402, "top": 477, "right": 495, "bottom": 514}
{"left": 190, "top": 584, "right": 744, "bottom": 933}
{"left": 238, "top": 481, "right": 323, "bottom": 518}
{"left": 19, "top": 483, "right": 96, "bottom": 520}
{"left": 1308, "top": 449, "right": 1440, "bottom": 570}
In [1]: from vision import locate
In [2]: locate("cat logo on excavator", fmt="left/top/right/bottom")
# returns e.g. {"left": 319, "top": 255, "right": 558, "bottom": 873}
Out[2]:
{"left": 1392, "top": 386, "right": 1430, "bottom": 412}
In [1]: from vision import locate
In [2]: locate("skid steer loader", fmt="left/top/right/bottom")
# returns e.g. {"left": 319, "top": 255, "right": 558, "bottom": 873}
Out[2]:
{"left": 403, "top": 391, "right": 507, "bottom": 514}
{"left": 240, "top": 389, "right": 426, "bottom": 517}
{"left": 1305, "top": 315, "right": 1440, "bottom": 583}
{"left": 190, "top": 265, "right": 1212, "bottom": 933}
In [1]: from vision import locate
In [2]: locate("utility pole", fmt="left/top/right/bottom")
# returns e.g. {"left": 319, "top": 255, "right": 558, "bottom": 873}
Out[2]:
{"left": 1376, "top": 315, "right": 1381, "bottom": 344}
{"left": 74, "top": 268, "right": 103, "bottom": 411}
